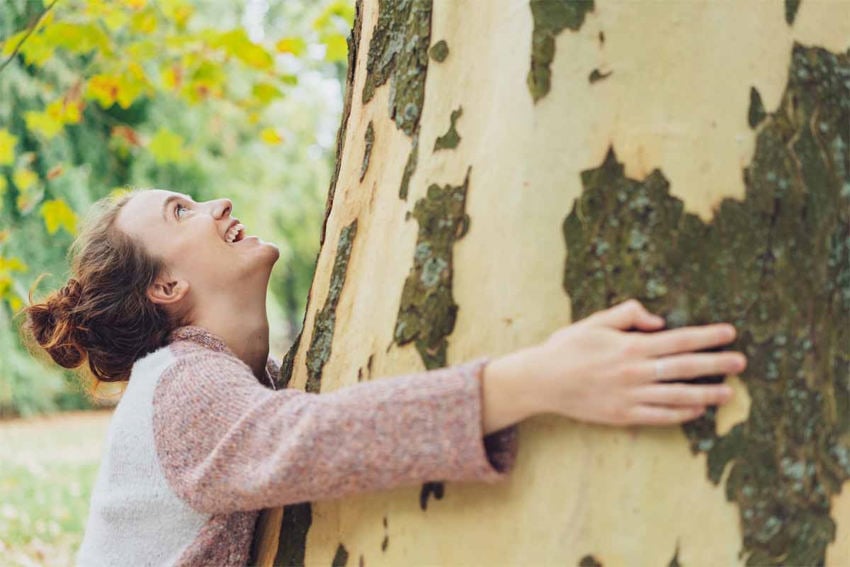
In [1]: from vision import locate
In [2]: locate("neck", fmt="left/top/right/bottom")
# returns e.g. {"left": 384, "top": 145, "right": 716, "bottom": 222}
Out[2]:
{"left": 190, "top": 285, "right": 271, "bottom": 381}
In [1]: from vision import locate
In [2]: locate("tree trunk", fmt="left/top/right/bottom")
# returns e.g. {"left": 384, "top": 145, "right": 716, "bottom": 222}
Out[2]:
{"left": 252, "top": 1, "right": 850, "bottom": 565}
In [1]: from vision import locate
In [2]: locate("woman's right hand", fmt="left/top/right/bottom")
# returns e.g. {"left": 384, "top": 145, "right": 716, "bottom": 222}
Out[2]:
{"left": 481, "top": 299, "right": 747, "bottom": 433}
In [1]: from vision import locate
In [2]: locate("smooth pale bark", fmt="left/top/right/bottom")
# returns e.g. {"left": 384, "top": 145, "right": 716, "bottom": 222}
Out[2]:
{"left": 252, "top": 1, "right": 850, "bottom": 565}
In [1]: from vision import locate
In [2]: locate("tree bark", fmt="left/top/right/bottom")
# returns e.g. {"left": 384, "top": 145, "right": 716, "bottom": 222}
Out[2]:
{"left": 253, "top": 1, "right": 850, "bottom": 565}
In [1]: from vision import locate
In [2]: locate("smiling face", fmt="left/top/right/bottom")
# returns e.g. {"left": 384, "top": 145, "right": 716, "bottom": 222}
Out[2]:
{"left": 115, "top": 189, "right": 280, "bottom": 319}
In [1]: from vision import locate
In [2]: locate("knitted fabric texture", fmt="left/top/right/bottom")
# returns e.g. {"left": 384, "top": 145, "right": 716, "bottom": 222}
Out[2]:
{"left": 76, "top": 325, "right": 519, "bottom": 566}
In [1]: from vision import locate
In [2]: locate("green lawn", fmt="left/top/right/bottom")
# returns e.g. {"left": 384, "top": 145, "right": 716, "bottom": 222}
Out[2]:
{"left": 0, "top": 410, "right": 112, "bottom": 567}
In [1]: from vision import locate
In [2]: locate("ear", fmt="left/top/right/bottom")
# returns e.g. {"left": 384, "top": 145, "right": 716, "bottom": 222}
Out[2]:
{"left": 147, "top": 275, "right": 189, "bottom": 307}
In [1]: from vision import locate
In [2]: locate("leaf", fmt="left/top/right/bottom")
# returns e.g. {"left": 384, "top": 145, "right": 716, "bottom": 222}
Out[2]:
{"left": 86, "top": 75, "right": 122, "bottom": 107}
{"left": 0, "top": 256, "right": 28, "bottom": 273}
{"left": 46, "top": 100, "right": 82, "bottom": 124}
{"left": 275, "top": 37, "right": 306, "bottom": 56}
{"left": 161, "top": 0, "right": 194, "bottom": 29}
{"left": 12, "top": 169, "right": 38, "bottom": 191}
{"left": 40, "top": 199, "right": 78, "bottom": 236}
{"left": 260, "top": 128, "right": 283, "bottom": 145}
{"left": 42, "top": 22, "right": 111, "bottom": 55}
{"left": 148, "top": 128, "right": 185, "bottom": 163}
{"left": 208, "top": 29, "right": 273, "bottom": 70}
{"left": 24, "top": 110, "right": 64, "bottom": 139}
{"left": 130, "top": 10, "right": 158, "bottom": 34}
{"left": 0, "top": 129, "right": 17, "bottom": 166}
{"left": 252, "top": 82, "right": 282, "bottom": 104}
{"left": 322, "top": 33, "right": 348, "bottom": 62}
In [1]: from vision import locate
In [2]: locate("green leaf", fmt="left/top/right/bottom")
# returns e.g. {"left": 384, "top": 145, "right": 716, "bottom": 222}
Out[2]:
{"left": 40, "top": 199, "right": 78, "bottom": 236}
{"left": 252, "top": 82, "right": 282, "bottom": 105}
{"left": 0, "top": 129, "right": 17, "bottom": 166}
{"left": 148, "top": 128, "right": 185, "bottom": 163}
{"left": 42, "top": 22, "right": 110, "bottom": 55}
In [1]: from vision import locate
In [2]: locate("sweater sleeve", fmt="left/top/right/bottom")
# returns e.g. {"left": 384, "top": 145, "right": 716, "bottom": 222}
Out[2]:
{"left": 151, "top": 351, "right": 519, "bottom": 515}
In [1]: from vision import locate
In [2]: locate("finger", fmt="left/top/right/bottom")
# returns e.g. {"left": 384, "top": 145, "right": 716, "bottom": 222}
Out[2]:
{"left": 630, "top": 352, "right": 746, "bottom": 383}
{"left": 586, "top": 299, "right": 664, "bottom": 331}
{"left": 639, "top": 323, "right": 738, "bottom": 357}
{"left": 626, "top": 404, "right": 706, "bottom": 426}
{"left": 631, "top": 383, "right": 733, "bottom": 406}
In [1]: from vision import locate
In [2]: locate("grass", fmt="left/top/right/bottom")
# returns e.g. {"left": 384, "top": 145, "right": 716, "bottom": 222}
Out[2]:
{"left": 0, "top": 409, "right": 113, "bottom": 567}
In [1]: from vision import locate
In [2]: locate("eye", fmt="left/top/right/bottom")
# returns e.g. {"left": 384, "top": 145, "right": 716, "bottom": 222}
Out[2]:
{"left": 175, "top": 203, "right": 189, "bottom": 220}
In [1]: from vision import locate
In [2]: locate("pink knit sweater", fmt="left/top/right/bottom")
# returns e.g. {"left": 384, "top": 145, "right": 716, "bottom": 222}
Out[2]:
{"left": 76, "top": 325, "right": 519, "bottom": 566}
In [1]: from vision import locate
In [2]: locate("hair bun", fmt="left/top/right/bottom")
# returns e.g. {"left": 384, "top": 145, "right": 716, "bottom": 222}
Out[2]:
{"left": 26, "top": 277, "right": 86, "bottom": 369}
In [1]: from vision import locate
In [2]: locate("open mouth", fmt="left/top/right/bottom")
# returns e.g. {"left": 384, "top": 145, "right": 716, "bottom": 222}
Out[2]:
{"left": 224, "top": 223, "right": 246, "bottom": 244}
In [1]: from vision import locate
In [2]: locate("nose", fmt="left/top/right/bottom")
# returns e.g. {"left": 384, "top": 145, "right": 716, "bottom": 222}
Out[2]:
{"left": 211, "top": 198, "right": 233, "bottom": 219}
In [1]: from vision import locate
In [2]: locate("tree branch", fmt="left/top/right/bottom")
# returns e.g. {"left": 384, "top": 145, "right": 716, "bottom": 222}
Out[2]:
{"left": 0, "top": 0, "right": 60, "bottom": 75}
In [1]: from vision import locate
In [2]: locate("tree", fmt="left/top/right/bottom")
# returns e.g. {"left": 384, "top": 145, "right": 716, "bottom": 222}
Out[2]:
{"left": 251, "top": 0, "right": 850, "bottom": 565}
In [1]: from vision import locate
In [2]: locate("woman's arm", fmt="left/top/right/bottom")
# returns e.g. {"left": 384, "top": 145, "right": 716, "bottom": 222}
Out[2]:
{"left": 152, "top": 352, "right": 517, "bottom": 515}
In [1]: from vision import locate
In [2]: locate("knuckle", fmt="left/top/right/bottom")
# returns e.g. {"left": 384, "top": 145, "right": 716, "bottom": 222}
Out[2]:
{"left": 619, "top": 363, "right": 645, "bottom": 382}
{"left": 621, "top": 336, "right": 645, "bottom": 357}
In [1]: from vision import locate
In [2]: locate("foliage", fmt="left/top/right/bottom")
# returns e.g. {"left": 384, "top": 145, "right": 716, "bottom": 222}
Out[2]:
{"left": 0, "top": 0, "right": 354, "bottom": 417}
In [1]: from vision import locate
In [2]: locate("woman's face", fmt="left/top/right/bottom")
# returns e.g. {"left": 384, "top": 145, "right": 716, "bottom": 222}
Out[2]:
{"left": 116, "top": 189, "right": 280, "bottom": 302}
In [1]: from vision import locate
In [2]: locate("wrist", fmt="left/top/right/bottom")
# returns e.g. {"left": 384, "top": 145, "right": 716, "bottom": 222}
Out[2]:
{"left": 480, "top": 347, "right": 539, "bottom": 434}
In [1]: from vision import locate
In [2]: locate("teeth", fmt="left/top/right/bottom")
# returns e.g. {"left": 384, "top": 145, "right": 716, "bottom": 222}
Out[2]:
{"left": 225, "top": 223, "right": 245, "bottom": 244}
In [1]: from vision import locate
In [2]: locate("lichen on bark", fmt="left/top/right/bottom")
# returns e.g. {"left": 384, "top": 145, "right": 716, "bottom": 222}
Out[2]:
{"left": 785, "top": 0, "right": 802, "bottom": 25}
{"left": 393, "top": 167, "right": 472, "bottom": 370}
{"left": 429, "top": 39, "right": 449, "bottom": 62}
{"left": 748, "top": 86, "right": 766, "bottom": 129}
{"left": 527, "top": 0, "right": 595, "bottom": 102}
{"left": 562, "top": 43, "right": 850, "bottom": 565}
{"left": 305, "top": 219, "right": 359, "bottom": 394}
{"left": 360, "top": 121, "right": 375, "bottom": 182}
{"left": 360, "top": 0, "right": 435, "bottom": 201}
{"left": 362, "top": 0, "right": 431, "bottom": 136}
{"left": 434, "top": 107, "right": 462, "bottom": 151}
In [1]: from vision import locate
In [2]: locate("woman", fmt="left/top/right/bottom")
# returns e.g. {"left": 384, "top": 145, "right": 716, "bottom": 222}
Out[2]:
{"left": 22, "top": 189, "right": 746, "bottom": 566}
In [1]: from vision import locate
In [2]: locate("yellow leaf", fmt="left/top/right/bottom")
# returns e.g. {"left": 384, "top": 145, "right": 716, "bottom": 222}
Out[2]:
{"left": 46, "top": 100, "right": 82, "bottom": 125}
{"left": 87, "top": 75, "right": 121, "bottom": 108}
{"left": 209, "top": 29, "right": 273, "bottom": 70}
{"left": 40, "top": 199, "right": 78, "bottom": 236}
{"left": 148, "top": 128, "right": 185, "bottom": 164}
{"left": 13, "top": 169, "right": 38, "bottom": 191}
{"left": 0, "top": 256, "right": 28, "bottom": 273}
{"left": 25, "top": 110, "right": 64, "bottom": 139}
{"left": 124, "top": 0, "right": 148, "bottom": 9}
{"left": 0, "top": 129, "right": 17, "bottom": 166}
{"left": 162, "top": 64, "right": 181, "bottom": 90}
{"left": 1, "top": 31, "right": 27, "bottom": 57}
{"left": 130, "top": 10, "right": 158, "bottom": 34}
{"left": 9, "top": 296, "right": 22, "bottom": 313}
{"left": 275, "top": 37, "right": 306, "bottom": 56}
{"left": 260, "top": 128, "right": 283, "bottom": 145}
{"left": 161, "top": 0, "right": 194, "bottom": 28}
{"left": 43, "top": 23, "right": 110, "bottom": 55}
{"left": 322, "top": 34, "right": 348, "bottom": 62}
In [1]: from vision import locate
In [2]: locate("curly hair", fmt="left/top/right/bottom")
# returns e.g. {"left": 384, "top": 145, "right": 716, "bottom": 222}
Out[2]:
{"left": 19, "top": 190, "right": 182, "bottom": 392}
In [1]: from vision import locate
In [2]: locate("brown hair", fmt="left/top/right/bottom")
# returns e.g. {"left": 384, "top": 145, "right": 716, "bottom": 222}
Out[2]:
{"left": 19, "top": 189, "right": 180, "bottom": 393}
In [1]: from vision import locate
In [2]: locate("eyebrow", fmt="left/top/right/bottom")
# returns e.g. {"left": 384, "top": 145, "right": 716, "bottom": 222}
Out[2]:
{"left": 161, "top": 194, "right": 193, "bottom": 222}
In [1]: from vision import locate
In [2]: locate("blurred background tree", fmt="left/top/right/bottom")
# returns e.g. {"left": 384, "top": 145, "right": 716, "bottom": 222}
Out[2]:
{"left": 0, "top": 0, "right": 352, "bottom": 417}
